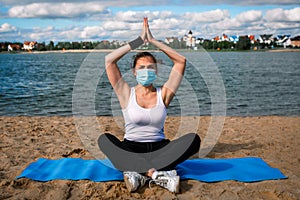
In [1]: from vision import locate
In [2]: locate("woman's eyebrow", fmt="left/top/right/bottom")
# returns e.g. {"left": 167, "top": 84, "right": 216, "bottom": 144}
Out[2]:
{"left": 137, "top": 64, "right": 156, "bottom": 69}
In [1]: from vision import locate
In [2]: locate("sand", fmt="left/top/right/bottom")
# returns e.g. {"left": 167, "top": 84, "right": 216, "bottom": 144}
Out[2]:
{"left": 0, "top": 116, "right": 299, "bottom": 200}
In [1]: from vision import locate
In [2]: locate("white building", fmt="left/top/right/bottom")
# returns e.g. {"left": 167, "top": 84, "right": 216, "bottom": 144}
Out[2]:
{"left": 8, "top": 44, "right": 13, "bottom": 51}
{"left": 276, "top": 35, "right": 291, "bottom": 48}
{"left": 183, "top": 30, "right": 198, "bottom": 50}
{"left": 258, "top": 34, "right": 273, "bottom": 44}
{"left": 229, "top": 35, "right": 239, "bottom": 43}
{"left": 165, "top": 37, "right": 176, "bottom": 44}
{"left": 23, "top": 41, "right": 37, "bottom": 51}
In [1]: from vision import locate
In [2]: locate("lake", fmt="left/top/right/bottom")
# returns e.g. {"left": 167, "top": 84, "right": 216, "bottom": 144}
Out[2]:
{"left": 0, "top": 51, "right": 299, "bottom": 116}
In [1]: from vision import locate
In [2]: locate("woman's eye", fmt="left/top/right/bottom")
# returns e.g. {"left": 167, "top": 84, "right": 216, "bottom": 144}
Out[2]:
{"left": 147, "top": 64, "right": 156, "bottom": 69}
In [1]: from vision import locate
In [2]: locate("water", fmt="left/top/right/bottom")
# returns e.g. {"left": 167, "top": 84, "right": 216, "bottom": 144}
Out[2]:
{"left": 0, "top": 51, "right": 299, "bottom": 116}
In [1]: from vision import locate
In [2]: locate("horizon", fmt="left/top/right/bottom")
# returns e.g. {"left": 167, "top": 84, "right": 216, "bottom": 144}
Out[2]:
{"left": 0, "top": 1, "right": 299, "bottom": 43}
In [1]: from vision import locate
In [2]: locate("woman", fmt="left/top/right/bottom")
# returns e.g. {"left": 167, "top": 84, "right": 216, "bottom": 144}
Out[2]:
{"left": 98, "top": 18, "right": 200, "bottom": 193}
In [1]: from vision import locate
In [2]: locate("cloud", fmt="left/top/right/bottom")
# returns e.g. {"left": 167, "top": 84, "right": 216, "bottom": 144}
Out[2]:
{"left": 265, "top": 7, "right": 300, "bottom": 22}
{"left": 183, "top": 9, "right": 230, "bottom": 23}
{"left": 114, "top": 11, "right": 148, "bottom": 22}
{"left": 151, "top": 18, "right": 183, "bottom": 30}
{"left": 8, "top": 2, "right": 108, "bottom": 18}
{"left": 1, "top": 3, "right": 300, "bottom": 42}
{"left": 236, "top": 10, "right": 263, "bottom": 23}
{"left": 81, "top": 26, "right": 105, "bottom": 39}
{"left": 1, "top": 0, "right": 300, "bottom": 7}
{"left": 205, "top": 18, "right": 243, "bottom": 35}
{"left": 196, "top": 8, "right": 300, "bottom": 37}
{"left": 114, "top": 10, "right": 174, "bottom": 22}
{"left": 268, "top": 22, "right": 300, "bottom": 30}
{"left": 0, "top": 23, "right": 17, "bottom": 33}
{"left": 102, "top": 21, "right": 130, "bottom": 31}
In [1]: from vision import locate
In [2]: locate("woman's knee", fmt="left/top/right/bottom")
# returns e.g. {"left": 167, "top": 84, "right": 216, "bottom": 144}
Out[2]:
{"left": 98, "top": 133, "right": 121, "bottom": 148}
{"left": 184, "top": 133, "right": 201, "bottom": 144}
{"left": 192, "top": 133, "right": 201, "bottom": 146}
{"left": 186, "top": 133, "right": 201, "bottom": 154}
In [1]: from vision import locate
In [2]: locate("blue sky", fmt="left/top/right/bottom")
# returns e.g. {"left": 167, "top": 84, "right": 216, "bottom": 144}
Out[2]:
{"left": 0, "top": 0, "right": 299, "bottom": 42}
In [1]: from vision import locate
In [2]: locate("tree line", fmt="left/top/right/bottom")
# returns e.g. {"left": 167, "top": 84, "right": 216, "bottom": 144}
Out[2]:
{"left": 0, "top": 36, "right": 292, "bottom": 52}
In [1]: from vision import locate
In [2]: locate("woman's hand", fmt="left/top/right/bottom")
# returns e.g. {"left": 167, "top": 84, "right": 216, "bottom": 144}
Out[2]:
{"left": 140, "top": 17, "right": 147, "bottom": 41}
{"left": 144, "top": 17, "right": 154, "bottom": 42}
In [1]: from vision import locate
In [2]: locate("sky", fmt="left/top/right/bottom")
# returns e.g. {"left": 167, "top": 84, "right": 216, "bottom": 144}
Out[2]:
{"left": 0, "top": 0, "right": 299, "bottom": 43}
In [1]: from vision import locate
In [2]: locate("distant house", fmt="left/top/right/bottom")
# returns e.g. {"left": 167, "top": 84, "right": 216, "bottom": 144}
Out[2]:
{"left": 8, "top": 44, "right": 13, "bottom": 51}
{"left": 212, "top": 36, "right": 220, "bottom": 42}
{"left": 213, "top": 34, "right": 229, "bottom": 42}
{"left": 259, "top": 34, "right": 273, "bottom": 44}
{"left": 248, "top": 35, "right": 255, "bottom": 44}
{"left": 183, "top": 30, "right": 197, "bottom": 49}
{"left": 8, "top": 44, "right": 21, "bottom": 51}
{"left": 276, "top": 35, "right": 291, "bottom": 48}
{"left": 23, "top": 41, "right": 37, "bottom": 51}
{"left": 221, "top": 34, "right": 229, "bottom": 42}
{"left": 229, "top": 35, "right": 239, "bottom": 43}
{"left": 165, "top": 37, "right": 177, "bottom": 44}
{"left": 290, "top": 35, "right": 300, "bottom": 47}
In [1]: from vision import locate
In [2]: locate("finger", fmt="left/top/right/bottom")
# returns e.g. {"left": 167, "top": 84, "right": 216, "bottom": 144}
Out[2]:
{"left": 145, "top": 17, "right": 149, "bottom": 26}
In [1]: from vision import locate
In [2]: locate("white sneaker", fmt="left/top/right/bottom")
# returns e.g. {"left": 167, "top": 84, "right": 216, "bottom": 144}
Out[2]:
{"left": 152, "top": 170, "right": 177, "bottom": 179}
{"left": 123, "top": 171, "right": 148, "bottom": 192}
{"left": 150, "top": 171, "right": 180, "bottom": 193}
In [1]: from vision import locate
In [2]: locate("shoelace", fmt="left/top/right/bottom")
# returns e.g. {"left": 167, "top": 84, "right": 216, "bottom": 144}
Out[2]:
{"left": 141, "top": 176, "right": 150, "bottom": 186}
{"left": 148, "top": 179, "right": 155, "bottom": 189}
{"left": 148, "top": 177, "right": 168, "bottom": 189}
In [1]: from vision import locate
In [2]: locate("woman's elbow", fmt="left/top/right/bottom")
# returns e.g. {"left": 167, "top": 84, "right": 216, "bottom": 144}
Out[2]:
{"left": 105, "top": 55, "right": 113, "bottom": 68}
{"left": 178, "top": 55, "right": 186, "bottom": 65}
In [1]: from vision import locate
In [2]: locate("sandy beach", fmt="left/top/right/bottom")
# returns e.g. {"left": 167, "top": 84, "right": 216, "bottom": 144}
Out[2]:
{"left": 1, "top": 116, "right": 299, "bottom": 199}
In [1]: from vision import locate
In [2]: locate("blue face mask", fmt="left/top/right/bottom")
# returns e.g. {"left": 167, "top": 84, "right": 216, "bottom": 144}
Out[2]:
{"left": 136, "top": 69, "right": 157, "bottom": 86}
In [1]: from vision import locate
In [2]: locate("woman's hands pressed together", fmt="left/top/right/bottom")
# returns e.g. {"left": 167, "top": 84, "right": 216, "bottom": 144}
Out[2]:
{"left": 141, "top": 17, "right": 154, "bottom": 43}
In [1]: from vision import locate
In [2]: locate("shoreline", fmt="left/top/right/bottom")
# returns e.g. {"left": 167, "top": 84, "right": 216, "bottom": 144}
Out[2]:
{"left": 266, "top": 48, "right": 300, "bottom": 52}
{"left": 1, "top": 115, "right": 300, "bottom": 199}
{"left": 1, "top": 48, "right": 300, "bottom": 54}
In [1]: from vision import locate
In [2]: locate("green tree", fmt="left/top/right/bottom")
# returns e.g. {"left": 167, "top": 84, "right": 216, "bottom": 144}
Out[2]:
{"left": 219, "top": 41, "right": 231, "bottom": 50}
{"left": 72, "top": 42, "right": 80, "bottom": 49}
{"left": 36, "top": 42, "right": 46, "bottom": 51}
{"left": 236, "top": 36, "right": 251, "bottom": 50}
{"left": 48, "top": 41, "right": 54, "bottom": 50}
{"left": 202, "top": 40, "right": 213, "bottom": 49}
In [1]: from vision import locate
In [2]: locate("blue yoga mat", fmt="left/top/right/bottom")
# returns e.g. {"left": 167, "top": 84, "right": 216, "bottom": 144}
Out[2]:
{"left": 16, "top": 157, "right": 287, "bottom": 183}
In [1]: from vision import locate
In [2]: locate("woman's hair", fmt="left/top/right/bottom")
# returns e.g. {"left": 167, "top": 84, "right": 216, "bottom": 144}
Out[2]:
{"left": 132, "top": 52, "right": 157, "bottom": 68}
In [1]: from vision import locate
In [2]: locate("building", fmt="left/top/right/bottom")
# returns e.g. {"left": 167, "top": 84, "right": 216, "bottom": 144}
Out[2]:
{"left": 290, "top": 35, "right": 300, "bottom": 47}
{"left": 259, "top": 34, "right": 273, "bottom": 44}
{"left": 213, "top": 34, "right": 229, "bottom": 42}
{"left": 183, "top": 30, "right": 197, "bottom": 49}
{"left": 165, "top": 37, "right": 177, "bottom": 44}
{"left": 23, "top": 41, "right": 37, "bottom": 51}
{"left": 8, "top": 44, "right": 21, "bottom": 51}
{"left": 248, "top": 35, "right": 255, "bottom": 44}
{"left": 276, "top": 35, "right": 291, "bottom": 48}
{"left": 229, "top": 35, "right": 239, "bottom": 43}
{"left": 221, "top": 34, "right": 229, "bottom": 42}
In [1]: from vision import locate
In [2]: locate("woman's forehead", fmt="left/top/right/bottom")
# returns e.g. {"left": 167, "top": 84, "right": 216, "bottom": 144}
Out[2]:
{"left": 136, "top": 56, "right": 155, "bottom": 64}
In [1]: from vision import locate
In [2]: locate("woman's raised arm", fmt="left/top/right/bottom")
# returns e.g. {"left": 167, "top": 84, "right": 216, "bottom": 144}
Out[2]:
{"left": 145, "top": 18, "right": 186, "bottom": 107}
{"left": 105, "top": 21, "right": 146, "bottom": 108}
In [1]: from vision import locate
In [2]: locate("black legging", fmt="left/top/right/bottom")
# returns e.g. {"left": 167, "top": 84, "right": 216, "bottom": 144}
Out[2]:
{"left": 98, "top": 133, "right": 200, "bottom": 173}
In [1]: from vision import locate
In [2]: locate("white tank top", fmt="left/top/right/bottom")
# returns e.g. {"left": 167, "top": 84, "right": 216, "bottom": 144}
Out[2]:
{"left": 122, "top": 87, "right": 167, "bottom": 142}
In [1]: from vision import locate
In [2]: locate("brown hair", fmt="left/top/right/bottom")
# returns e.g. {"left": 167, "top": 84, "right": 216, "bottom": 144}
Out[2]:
{"left": 132, "top": 52, "right": 157, "bottom": 68}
